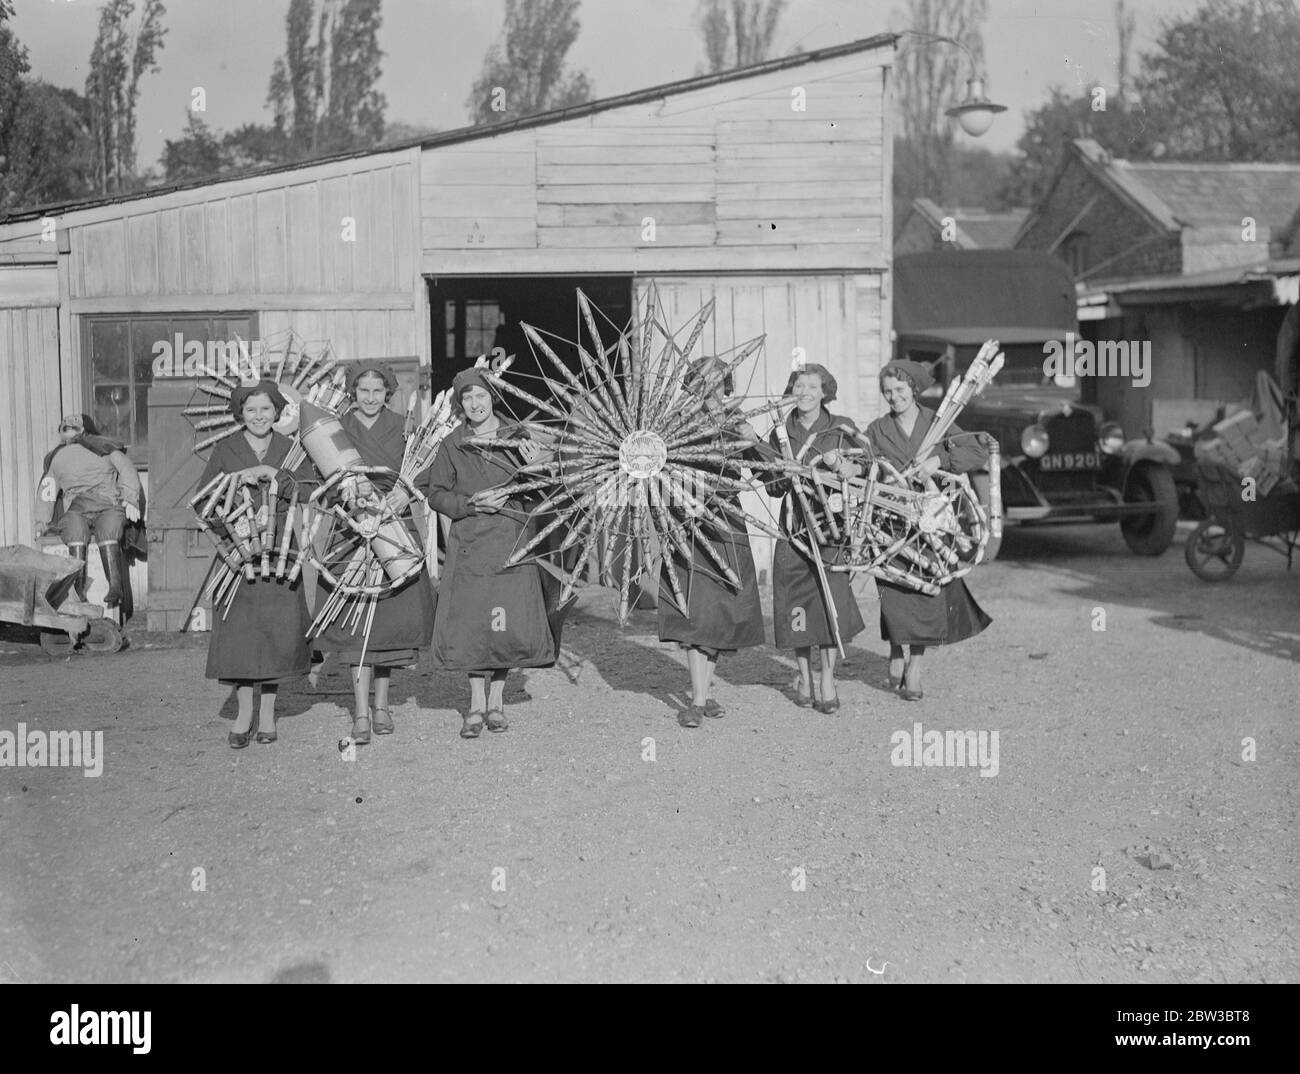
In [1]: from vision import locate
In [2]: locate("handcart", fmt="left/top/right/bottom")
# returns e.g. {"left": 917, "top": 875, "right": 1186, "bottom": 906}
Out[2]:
{"left": 0, "top": 545, "right": 125, "bottom": 655}
{"left": 1183, "top": 461, "right": 1300, "bottom": 581}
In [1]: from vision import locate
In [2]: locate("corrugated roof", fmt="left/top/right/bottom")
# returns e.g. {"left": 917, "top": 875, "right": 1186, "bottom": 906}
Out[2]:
{"left": 1078, "top": 256, "right": 1300, "bottom": 298}
{"left": 0, "top": 32, "right": 896, "bottom": 225}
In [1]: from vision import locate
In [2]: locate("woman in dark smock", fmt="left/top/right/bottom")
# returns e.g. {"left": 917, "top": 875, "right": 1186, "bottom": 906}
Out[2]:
{"left": 425, "top": 368, "right": 557, "bottom": 738}
{"left": 657, "top": 357, "right": 769, "bottom": 728}
{"left": 765, "top": 364, "right": 867, "bottom": 714}
{"left": 198, "top": 381, "right": 316, "bottom": 748}
{"left": 318, "top": 362, "right": 435, "bottom": 743}
{"left": 865, "top": 360, "right": 992, "bottom": 701}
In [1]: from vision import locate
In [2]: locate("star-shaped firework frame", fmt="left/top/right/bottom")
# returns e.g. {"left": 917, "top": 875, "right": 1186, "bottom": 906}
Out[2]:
{"left": 467, "top": 285, "right": 805, "bottom": 623}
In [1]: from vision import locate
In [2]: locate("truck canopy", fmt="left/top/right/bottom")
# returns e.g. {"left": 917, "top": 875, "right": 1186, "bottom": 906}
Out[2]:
{"left": 894, "top": 250, "right": 1077, "bottom": 346}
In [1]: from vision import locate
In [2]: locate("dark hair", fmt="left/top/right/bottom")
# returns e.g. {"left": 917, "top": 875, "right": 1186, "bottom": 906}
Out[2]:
{"left": 879, "top": 367, "right": 920, "bottom": 393}
{"left": 452, "top": 381, "right": 496, "bottom": 419}
{"left": 229, "top": 381, "right": 288, "bottom": 422}
{"left": 684, "top": 357, "right": 734, "bottom": 398}
{"left": 783, "top": 363, "right": 838, "bottom": 404}
{"left": 348, "top": 361, "right": 399, "bottom": 400}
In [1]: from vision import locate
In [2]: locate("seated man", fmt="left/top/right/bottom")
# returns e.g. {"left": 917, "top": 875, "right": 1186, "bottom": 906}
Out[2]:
{"left": 34, "top": 414, "right": 141, "bottom": 611}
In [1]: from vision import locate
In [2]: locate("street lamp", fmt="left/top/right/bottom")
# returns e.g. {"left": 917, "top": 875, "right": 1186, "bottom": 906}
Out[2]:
{"left": 897, "top": 31, "right": 1007, "bottom": 138}
{"left": 946, "top": 76, "right": 1006, "bottom": 137}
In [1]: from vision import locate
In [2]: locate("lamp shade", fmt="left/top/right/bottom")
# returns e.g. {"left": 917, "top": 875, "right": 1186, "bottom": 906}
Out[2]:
{"left": 946, "top": 77, "right": 1007, "bottom": 137}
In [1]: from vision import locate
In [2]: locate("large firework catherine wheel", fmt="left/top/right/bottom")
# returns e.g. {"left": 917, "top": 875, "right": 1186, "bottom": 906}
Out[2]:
{"left": 305, "top": 465, "right": 431, "bottom": 646}
{"left": 461, "top": 287, "right": 798, "bottom": 622}
{"left": 182, "top": 329, "right": 348, "bottom": 458}
{"left": 827, "top": 454, "right": 992, "bottom": 593}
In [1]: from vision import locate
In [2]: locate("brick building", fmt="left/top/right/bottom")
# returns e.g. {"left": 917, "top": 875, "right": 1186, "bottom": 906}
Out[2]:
{"left": 1016, "top": 139, "right": 1300, "bottom": 438}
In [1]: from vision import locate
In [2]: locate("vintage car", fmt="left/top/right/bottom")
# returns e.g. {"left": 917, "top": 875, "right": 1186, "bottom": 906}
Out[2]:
{"left": 893, "top": 250, "right": 1180, "bottom": 558}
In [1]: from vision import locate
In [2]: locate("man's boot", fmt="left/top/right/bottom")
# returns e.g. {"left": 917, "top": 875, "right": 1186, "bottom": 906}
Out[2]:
{"left": 67, "top": 542, "right": 89, "bottom": 602}
{"left": 99, "top": 540, "right": 125, "bottom": 611}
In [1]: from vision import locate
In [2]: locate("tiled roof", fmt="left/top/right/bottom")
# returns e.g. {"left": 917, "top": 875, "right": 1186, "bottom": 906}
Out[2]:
{"left": 910, "top": 198, "right": 1029, "bottom": 249}
{"left": 1072, "top": 139, "right": 1300, "bottom": 232}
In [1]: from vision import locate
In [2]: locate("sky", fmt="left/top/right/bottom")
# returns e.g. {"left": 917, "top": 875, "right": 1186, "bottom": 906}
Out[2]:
{"left": 13, "top": 0, "right": 1203, "bottom": 170}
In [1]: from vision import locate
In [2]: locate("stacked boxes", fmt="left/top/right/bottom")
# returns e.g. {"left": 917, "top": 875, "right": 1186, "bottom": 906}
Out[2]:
{"left": 1194, "top": 410, "right": 1294, "bottom": 496}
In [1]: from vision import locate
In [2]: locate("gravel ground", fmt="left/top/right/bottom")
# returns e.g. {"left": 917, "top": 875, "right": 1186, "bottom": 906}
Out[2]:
{"left": 1, "top": 520, "right": 1296, "bottom": 983}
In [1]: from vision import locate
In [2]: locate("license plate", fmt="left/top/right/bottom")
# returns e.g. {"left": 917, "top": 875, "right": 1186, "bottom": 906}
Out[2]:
{"left": 1039, "top": 452, "right": 1097, "bottom": 471}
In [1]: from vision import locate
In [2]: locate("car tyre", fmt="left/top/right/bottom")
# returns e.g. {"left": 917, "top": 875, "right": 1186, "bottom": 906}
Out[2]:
{"left": 1121, "top": 463, "right": 1178, "bottom": 555}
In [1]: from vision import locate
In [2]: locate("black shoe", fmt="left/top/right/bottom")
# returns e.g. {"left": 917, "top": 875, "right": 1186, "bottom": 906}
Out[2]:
{"left": 703, "top": 699, "right": 725, "bottom": 719}
{"left": 790, "top": 675, "right": 814, "bottom": 709}
{"left": 815, "top": 696, "right": 841, "bottom": 714}
{"left": 255, "top": 729, "right": 278, "bottom": 744}
{"left": 485, "top": 706, "right": 508, "bottom": 733}
{"left": 460, "top": 711, "right": 484, "bottom": 739}
{"left": 228, "top": 726, "right": 253, "bottom": 749}
{"left": 678, "top": 705, "right": 705, "bottom": 728}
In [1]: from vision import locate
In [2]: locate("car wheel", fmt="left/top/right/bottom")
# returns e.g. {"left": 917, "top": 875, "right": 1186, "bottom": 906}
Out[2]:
{"left": 1121, "top": 463, "right": 1179, "bottom": 555}
{"left": 1184, "top": 519, "right": 1244, "bottom": 581}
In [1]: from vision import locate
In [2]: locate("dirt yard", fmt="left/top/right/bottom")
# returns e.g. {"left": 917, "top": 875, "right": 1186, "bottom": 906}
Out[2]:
{"left": 1, "top": 520, "right": 1296, "bottom": 983}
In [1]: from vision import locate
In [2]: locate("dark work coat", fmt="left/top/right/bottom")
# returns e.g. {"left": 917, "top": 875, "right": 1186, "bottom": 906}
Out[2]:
{"left": 198, "top": 431, "right": 315, "bottom": 683}
{"left": 864, "top": 406, "right": 992, "bottom": 646}
{"left": 318, "top": 409, "right": 435, "bottom": 667}
{"left": 656, "top": 444, "right": 768, "bottom": 655}
{"left": 765, "top": 408, "right": 866, "bottom": 650}
{"left": 424, "top": 421, "right": 557, "bottom": 672}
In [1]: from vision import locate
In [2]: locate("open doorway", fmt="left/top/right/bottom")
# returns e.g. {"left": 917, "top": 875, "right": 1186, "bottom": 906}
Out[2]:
{"left": 428, "top": 276, "right": 633, "bottom": 409}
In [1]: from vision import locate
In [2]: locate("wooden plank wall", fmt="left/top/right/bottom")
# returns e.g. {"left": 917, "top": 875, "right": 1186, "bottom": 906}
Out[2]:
{"left": 67, "top": 155, "right": 417, "bottom": 307}
{"left": 422, "top": 47, "right": 889, "bottom": 275}
{"left": 0, "top": 305, "right": 62, "bottom": 547}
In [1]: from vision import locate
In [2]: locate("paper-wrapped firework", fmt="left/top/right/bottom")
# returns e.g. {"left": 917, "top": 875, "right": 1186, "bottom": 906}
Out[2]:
{"left": 361, "top": 508, "right": 423, "bottom": 583}
{"left": 986, "top": 440, "right": 1003, "bottom": 540}
{"left": 299, "top": 400, "right": 421, "bottom": 583}
{"left": 299, "top": 400, "right": 364, "bottom": 477}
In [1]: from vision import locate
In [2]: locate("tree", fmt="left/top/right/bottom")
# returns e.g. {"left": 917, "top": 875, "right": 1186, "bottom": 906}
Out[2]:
{"left": 695, "top": 0, "right": 787, "bottom": 73}
{"left": 1135, "top": 0, "right": 1300, "bottom": 161}
{"left": 85, "top": 0, "right": 167, "bottom": 194}
{"left": 996, "top": 86, "right": 1156, "bottom": 209}
{"left": 893, "top": 0, "right": 990, "bottom": 207}
{"left": 160, "top": 116, "right": 293, "bottom": 182}
{"left": 466, "top": 0, "right": 593, "bottom": 125}
{"left": 267, "top": 0, "right": 387, "bottom": 156}
{"left": 0, "top": 0, "right": 31, "bottom": 201}
{"left": 321, "top": 0, "right": 385, "bottom": 150}
{"left": 160, "top": 113, "right": 226, "bottom": 182}
{"left": 2, "top": 82, "right": 96, "bottom": 209}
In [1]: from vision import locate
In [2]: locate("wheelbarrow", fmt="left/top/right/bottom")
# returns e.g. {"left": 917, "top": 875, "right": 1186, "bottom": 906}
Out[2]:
{"left": 0, "top": 545, "right": 125, "bottom": 656}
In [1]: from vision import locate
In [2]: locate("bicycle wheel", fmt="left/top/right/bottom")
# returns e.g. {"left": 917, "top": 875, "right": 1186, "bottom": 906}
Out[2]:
{"left": 1185, "top": 518, "right": 1244, "bottom": 581}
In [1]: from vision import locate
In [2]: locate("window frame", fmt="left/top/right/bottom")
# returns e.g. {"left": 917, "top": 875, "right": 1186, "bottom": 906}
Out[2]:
{"left": 80, "top": 311, "right": 258, "bottom": 467}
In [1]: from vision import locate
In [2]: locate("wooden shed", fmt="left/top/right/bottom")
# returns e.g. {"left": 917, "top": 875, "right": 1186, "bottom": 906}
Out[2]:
{"left": 0, "top": 33, "right": 896, "bottom": 629}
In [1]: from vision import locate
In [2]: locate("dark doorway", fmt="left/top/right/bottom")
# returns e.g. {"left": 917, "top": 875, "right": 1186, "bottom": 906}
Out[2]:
{"left": 428, "top": 276, "right": 633, "bottom": 411}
